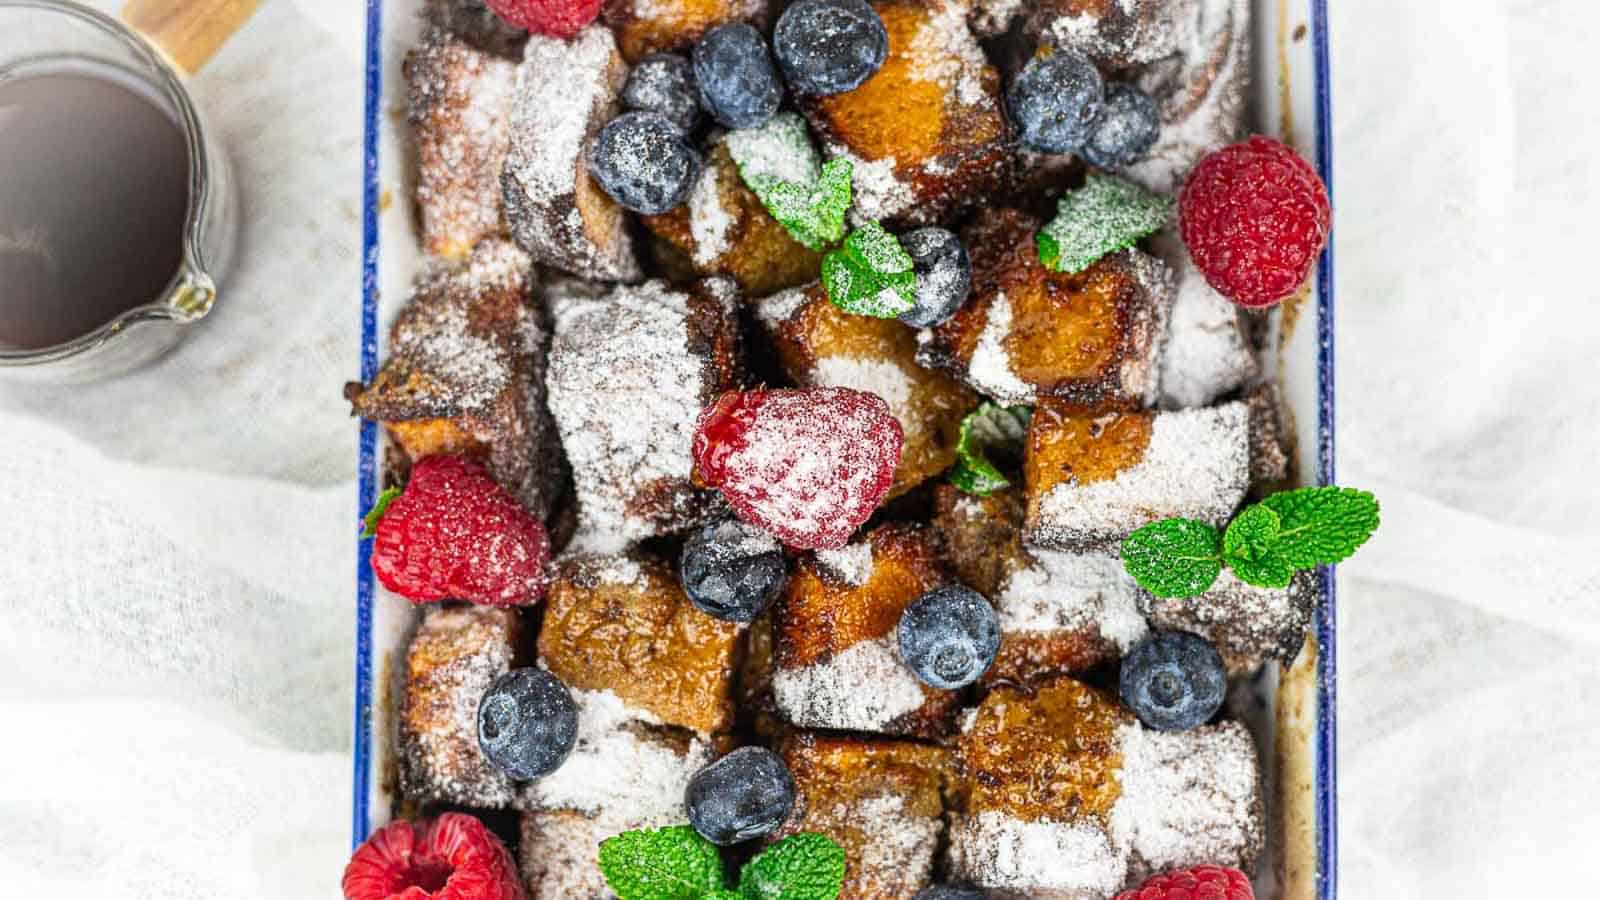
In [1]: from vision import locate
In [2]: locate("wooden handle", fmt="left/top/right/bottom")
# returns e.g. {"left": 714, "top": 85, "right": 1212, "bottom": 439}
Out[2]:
{"left": 121, "top": 0, "right": 263, "bottom": 74}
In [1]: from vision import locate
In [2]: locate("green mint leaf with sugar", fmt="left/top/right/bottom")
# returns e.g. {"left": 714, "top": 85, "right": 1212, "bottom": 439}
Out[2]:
{"left": 747, "top": 158, "right": 852, "bottom": 252}
{"left": 1036, "top": 173, "right": 1173, "bottom": 274}
{"left": 598, "top": 826, "right": 726, "bottom": 900}
{"left": 1259, "top": 486, "right": 1381, "bottom": 568}
{"left": 360, "top": 486, "right": 401, "bottom": 538}
{"left": 949, "top": 403, "right": 1032, "bottom": 495}
{"left": 1227, "top": 548, "right": 1296, "bottom": 589}
{"left": 737, "top": 833, "right": 846, "bottom": 900}
{"left": 821, "top": 222, "right": 916, "bottom": 318}
{"left": 1222, "top": 503, "right": 1281, "bottom": 563}
{"left": 1121, "top": 518, "right": 1225, "bottom": 598}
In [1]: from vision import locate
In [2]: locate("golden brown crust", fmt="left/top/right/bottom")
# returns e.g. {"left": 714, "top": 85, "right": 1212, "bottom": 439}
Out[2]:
{"left": 601, "top": 0, "right": 771, "bottom": 63}
{"left": 538, "top": 554, "right": 742, "bottom": 734}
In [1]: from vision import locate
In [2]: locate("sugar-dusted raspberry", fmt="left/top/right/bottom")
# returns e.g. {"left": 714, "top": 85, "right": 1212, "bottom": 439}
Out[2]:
{"left": 692, "top": 387, "right": 902, "bottom": 550}
{"left": 485, "top": 0, "right": 600, "bottom": 39}
{"left": 1114, "top": 864, "right": 1255, "bottom": 900}
{"left": 371, "top": 455, "right": 551, "bottom": 607}
{"left": 1178, "top": 136, "right": 1330, "bottom": 308}
{"left": 342, "top": 813, "right": 524, "bottom": 900}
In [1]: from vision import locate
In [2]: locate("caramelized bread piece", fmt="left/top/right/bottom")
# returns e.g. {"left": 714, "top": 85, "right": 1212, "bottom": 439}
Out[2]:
{"left": 948, "top": 675, "right": 1263, "bottom": 894}
{"left": 398, "top": 605, "right": 524, "bottom": 809}
{"left": 405, "top": 27, "right": 516, "bottom": 261}
{"left": 801, "top": 0, "right": 1012, "bottom": 226}
{"left": 502, "top": 26, "right": 641, "bottom": 281}
{"left": 602, "top": 0, "right": 770, "bottom": 62}
{"left": 1153, "top": 233, "right": 1258, "bottom": 409}
{"left": 345, "top": 240, "right": 562, "bottom": 519}
{"left": 918, "top": 209, "right": 1172, "bottom": 407}
{"left": 1143, "top": 569, "right": 1315, "bottom": 675}
{"left": 538, "top": 553, "right": 742, "bottom": 734}
{"left": 775, "top": 733, "right": 950, "bottom": 900}
{"left": 770, "top": 524, "right": 958, "bottom": 737}
{"left": 641, "top": 142, "right": 822, "bottom": 296}
{"left": 1246, "top": 381, "right": 1292, "bottom": 489}
{"left": 544, "top": 277, "right": 742, "bottom": 550}
{"left": 754, "top": 283, "right": 976, "bottom": 497}
{"left": 932, "top": 485, "right": 1145, "bottom": 683}
{"left": 1023, "top": 399, "right": 1250, "bottom": 551}
{"left": 1023, "top": 0, "right": 1184, "bottom": 69}
{"left": 519, "top": 809, "right": 617, "bottom": 900}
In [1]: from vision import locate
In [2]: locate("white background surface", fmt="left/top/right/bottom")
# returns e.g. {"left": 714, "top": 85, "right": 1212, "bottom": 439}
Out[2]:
{"left": 0, "top": 0, "right": 1595, "bottom": 897}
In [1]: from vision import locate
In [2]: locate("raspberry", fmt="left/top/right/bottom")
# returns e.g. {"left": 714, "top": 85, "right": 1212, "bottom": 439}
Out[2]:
{"left": 691, "top": 387, "right": 902, "bottom": 550}
{"left": 1178, "top": 136, "right": 1330, "bottom": 308}
{"left": 1113, "top": 865, "right": 1255, "bottom": 900}
{"left": 484, "top": 0, "right": 600, "bottom": 39}
{"left": 342, "top": 814, "right": 525, "bottom": 900}
{"left": 371, "top": 455, "right": 551, "bottom": 607}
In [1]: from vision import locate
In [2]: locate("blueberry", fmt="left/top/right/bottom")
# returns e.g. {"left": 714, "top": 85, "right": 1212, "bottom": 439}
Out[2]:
{"left": 588, "top": 111, "right": 702, "bottom": 214}
{"left": 896, "top": 585, "right": 1000, "bottom": 690}
{"left": 622, "top": 53, "right": 703, "bottom": 134}
{"left": 1008, "top": 50, "right": 1105, "bottom": 155}
{"left": 693, "top": 23, "right": 784, "bottom": 129}
{"left": 914, "top": 886, "right": 987, "bottom": 900}
{"left": 680, "top": 518, "right": 787, "bottom": 623}
{"left": 896, "top": 227, "right": 971, "bottom": 328}
{"left": 1082, "top": 83, "right": 1160, "bottom": 169}
{"left": 477, "top": 668, "right": 579, "bottom": 780}
{"left": 773, "top": 0, "right": 889, "bottom": 96}
{"left": 1119, "top": 631, "right": 1226, "bottom": 732}
{"left": 685, "top": 746, "right": 797, "bottom": 845}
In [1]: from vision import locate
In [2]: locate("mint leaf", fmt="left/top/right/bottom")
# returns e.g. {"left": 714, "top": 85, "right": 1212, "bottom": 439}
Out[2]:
{"left": 821, "top": 222, "right": 916, "bottom": 318}
{"left": 1223, "top": 503, "right": 1280, "bottom": 563}
{"left": 598, "top": 826, "right": 726, "bottom": 900}
{"left": 1121, "top": 518, "right": 1224, "bottom": 598}
{"left": 1037, "top": 173, "right": 1172, "bottom": 274}
{"left": 1227, "top": 548, "right": 1296, "bottom": 589}
{"left": 737, "top": 833, "right": 846, "bottom": 900}
{"left": 360, "top": 486, "right": 401, "bottom": 538}
{"left": 727, "top": 113, "right": 850, "bottom": 251}
{"left": 1260, "top": 486, "right": 1381, "bottom": 568}
{"left": 949, "top": 403, "right": 1031, "bottom": 495}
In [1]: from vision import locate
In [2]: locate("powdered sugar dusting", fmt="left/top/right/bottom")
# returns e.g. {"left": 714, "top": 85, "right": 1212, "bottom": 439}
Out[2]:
{"left": 997, "top": 550, "right": 1148, "bottom": 651}
{"left": 967, "top": 0, "right": 1024, "bottom": 37}
{"left": 754, "top": 284, "right": 813, "bottom": 328}
{"left": 851, "top": 795, "right": 942, "bottom": 886}
{"left": 813, "top": 540, "right": 873, "bottom": 587}
{"left": 963, "top": 291, "right": 1033, "bottom": 404}
{"left": 772, "top": 637, "right": 926, "bottom": 731}
{"left": 906, "top": 0, "right": 988, "bottom": 108}
{"left": 948, "top": 811, "right": 1127, "bottom": 896}
{"left": 812, "top": 355, "right": 915, "bottom": 432}
{"left": 1152, "top": 232, "right": 1258, "bottom": 409}
{"left": 687, "top": 164, "right": 734, "bottom": 266}
{"left": 1144, "top": 569, "right": 1315, "bottom": 673}
{"left": 835, "top": 147, "right": 915, "bottom": 226}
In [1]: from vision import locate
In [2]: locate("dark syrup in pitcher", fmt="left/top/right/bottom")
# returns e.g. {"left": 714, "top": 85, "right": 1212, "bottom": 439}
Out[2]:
{"left": 0, "top": 67, "right": 190, "bottom": 350}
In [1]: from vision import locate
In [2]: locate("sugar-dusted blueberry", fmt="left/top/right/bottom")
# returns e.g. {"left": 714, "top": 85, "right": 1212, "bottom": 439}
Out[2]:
{"left": 914, "top": 886, "right": 988, "bottom": 900}
{"left": 621, "top": 53, "right": 703, "bottom": 134}
{"left": 1119, "top": 630, "right": 1226, "bottom": 732}
{"left": 685, "top": 746, "right": 797, "bottom": 845}
{"left": 1082, "top": 83, "right": 1160, "bottom": 170}
{"left": 680, "top": 518, "right": 787, "bottom": 623}
{"left": 1008, "top": 50, "right": 1105, "bottom": 155}
{"left": 773, "top": 0, "right": 889, "bottom": 96}
{"left": 896, "top": 227, "right": 972, "bottom": 328}
{"left": 693, "top": 23, "right": 784, "bottom": 129}
{"left": 476, "top": 668, "right": 579, "bottom": 780}
{"left": 896, "top": 584, "right": 1000, "bottom": 690}
{"left": 588, "top": 111, "right": 702, "bottom": 214}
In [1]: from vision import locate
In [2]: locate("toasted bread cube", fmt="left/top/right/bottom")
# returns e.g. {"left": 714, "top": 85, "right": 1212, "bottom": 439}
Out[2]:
{"left": 1154, "top": 233, "right": 1259, "bottom": 410}
{"left": 538, "top": 553, "right": 742, "bottom": 734}
{"left": 771, "top": 524, "right": 958, "bottom": 737}
{"left": 503, "top": 26, "right": 641, "bottom": 281}
{"left": 1022, "top": 0, "right": 1184, "bottom": 70}
{"left": 544, "top": 277, "right": 742, "bottom": 550}
{"left": 755, "top": 284, "right": 976, "bottom": 496}
{"left": 1143, "top": 569, "right": 1315, "bottom": 675}
{"left": 405, "top": 28, "right": 516, "bottom": 261}
{"left": 933, "top": 485, "right": 1145, "bottom": 683}
{"left": 1022, "top": 400, "right": 1250, "bottom": 551}
{"left": 398, "top": 605, "right": 525, "bottom": 809}
{"left": 1246, "top": 382, "right": 1292, "bottom": 488}
{"left": 602, "top": 0, "right": 771, "bottom": 62}
{"left": 346, "top": 240, "right": 563, "bottom": 519}
{"left": 917, "top": 209, "right": 1172, "bottom": 407}
{"left": 776, "top": 733, "right": 949, "bottom": 899}
{"left": 1123, "top": 0, "right": 1251, "bottom": 194}
{"left": 641, "top": 142, "right": 823, "bottom": 297}
{"left": 801, "top": 0, "right": 1012, "bottom": 226}
{"left": 519, "top": 809, "right": 616, "bottom": 900}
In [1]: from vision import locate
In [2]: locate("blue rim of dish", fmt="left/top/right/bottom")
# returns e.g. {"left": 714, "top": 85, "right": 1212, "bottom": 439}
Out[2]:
{"left": 349, "top": 1, "right": 1343, "bottom": 890}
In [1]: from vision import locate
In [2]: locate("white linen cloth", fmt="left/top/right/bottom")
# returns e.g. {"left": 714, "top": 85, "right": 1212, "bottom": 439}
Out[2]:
{"left": 0, "top": 0, "right": 1595, "bottom": 897}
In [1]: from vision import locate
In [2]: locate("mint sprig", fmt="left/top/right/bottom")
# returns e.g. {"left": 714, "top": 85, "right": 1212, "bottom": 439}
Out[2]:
{"left": 598, "top": 827, "right": 846, "bottom": 900}
{"left": 1036, "top": 173, "right": 1172, "bottom": 274}
{"left": 1121, "top": 486, "right": 1381, "bottom": 597}
{"left": 949, "top": 403, "right": 1031, "bottom": 495}
{"left": 359, "top": 485, "right": 401, "bottom": 538}
{"left": 727, "top": 113, "right": 851, "bottom": 252}
{"left": 821, "top": 222, "right": 916, "bottom": 318}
